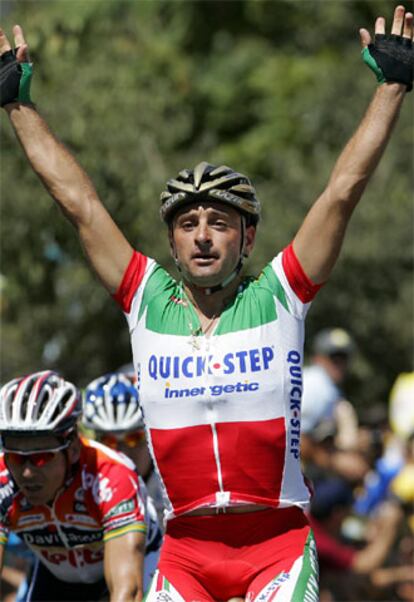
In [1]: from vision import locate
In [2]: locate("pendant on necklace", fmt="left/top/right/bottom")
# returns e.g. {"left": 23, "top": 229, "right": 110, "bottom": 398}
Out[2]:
{"left": 189, "top": 335, "right": 201, "bottom": 352}
{"left": 188, "top": 325, "right": 202, "bottom": 352}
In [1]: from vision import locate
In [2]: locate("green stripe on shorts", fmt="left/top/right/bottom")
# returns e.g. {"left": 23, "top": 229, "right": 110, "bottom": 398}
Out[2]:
{"left": 291, "top": 530, "right": 319, "bottom": 602}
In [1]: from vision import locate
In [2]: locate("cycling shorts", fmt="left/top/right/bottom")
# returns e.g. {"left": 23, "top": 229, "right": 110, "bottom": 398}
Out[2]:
{"left": 145, "top": 506, "right": 319, "bottom": 602}
{"left": 22, "top": 559, "right": 108, "bottom": 602}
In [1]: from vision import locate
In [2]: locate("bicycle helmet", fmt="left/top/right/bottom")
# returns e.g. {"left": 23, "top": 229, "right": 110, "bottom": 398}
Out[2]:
{"left": 82, "top": 373, "right": 144, "bottom": 433}
{"left": 0, "top": 371, "right": 82, "bottom": 437}
{"left": 160, "top": 162, "right": 261, "bottom": 226}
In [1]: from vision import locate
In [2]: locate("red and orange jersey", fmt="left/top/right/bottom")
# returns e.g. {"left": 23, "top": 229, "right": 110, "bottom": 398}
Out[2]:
{"left": 0, "top": 437, "right": 147, "bottom": 583}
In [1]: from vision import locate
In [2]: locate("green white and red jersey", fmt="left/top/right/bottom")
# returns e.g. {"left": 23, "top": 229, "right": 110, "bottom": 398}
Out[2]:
{"left": 114, "top": 243, "right": 322, "bottom": 521}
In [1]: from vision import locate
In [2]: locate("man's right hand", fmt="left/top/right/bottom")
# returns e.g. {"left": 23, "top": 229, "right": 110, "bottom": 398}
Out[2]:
{"left": 0, "top": 25, "right": 33, "bottom": 106}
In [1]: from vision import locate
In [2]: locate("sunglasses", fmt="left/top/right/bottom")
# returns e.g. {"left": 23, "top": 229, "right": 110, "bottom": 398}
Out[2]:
{"left": 3, "top": 442, "right": 70, "bottom": 468}
{"left": 100, "top": 430, "right": 146, "bottom": 450}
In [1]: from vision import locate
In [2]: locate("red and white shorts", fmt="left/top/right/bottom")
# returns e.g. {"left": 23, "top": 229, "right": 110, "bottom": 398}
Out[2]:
{"left": 145, "top": 506, "right": 319, "bottom": 601}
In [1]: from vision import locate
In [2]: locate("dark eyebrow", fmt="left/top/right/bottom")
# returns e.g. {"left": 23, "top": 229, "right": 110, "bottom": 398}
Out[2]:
{"left": 176, "top": 208, "right": 228, "bottom": 219}
{"left": 175, "top": 211, "right": 197, "bottom": 222}
{"left": 208, "top": 209, "right": 229, "bottom": 217}
{"left": 174, "top": 204, "right": 237, "bottom": 225}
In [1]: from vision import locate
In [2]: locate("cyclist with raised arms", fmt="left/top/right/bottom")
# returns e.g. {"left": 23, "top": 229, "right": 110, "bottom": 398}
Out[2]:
{"left": 0, "top": 5, "right": 412, "bottom": 601}
{"left": 0, "top": 371, "right": 149, "bottom": 601}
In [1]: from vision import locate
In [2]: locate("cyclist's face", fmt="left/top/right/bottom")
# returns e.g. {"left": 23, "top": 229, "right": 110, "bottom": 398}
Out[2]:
{"left": 317, "top": 353, "right": 350, "bottom": 385}
{"left": 4, "top": 435, "right": 70, "bottom": 505}
{"left": 171, "top": 202, "right": 256, "bottom": 288}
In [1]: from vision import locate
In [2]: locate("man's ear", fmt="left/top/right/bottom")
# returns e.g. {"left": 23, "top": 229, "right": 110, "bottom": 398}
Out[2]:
{"left": 168, "top": 226, "right": 178, "bottom": 262}
{"left": 67, "top": 436, "right": 81, "bottom": 464}
{"left": 244, "top": 225, "right": 257, "bottom": 257}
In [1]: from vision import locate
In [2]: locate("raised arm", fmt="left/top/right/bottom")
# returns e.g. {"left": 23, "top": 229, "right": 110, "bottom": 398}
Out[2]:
{"left": 293, "top": 5, "right": 412, "bottom": 284}
{"left": 0, "top": 25, "right": 134, "bottom": 293}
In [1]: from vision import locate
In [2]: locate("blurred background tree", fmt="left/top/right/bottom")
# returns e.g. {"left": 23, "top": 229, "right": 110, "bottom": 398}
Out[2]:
{"left": 0, "top": 0, "right": 412, "bottom": 410}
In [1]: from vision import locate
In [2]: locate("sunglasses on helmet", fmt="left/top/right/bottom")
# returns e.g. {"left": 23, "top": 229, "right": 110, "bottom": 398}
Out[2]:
{"left": 100, "top": 430, "right": 146, "bottom": 450}
{"left": 3, "top": 441, "right": 71, "bottom": 468}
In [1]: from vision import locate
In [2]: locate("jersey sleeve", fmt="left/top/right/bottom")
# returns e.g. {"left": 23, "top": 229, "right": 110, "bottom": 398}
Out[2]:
{"left": 112, "top": 249, "right": 178, "bottom": 333}
{"left": 90, "top": 458, "right": 147, "bottom": 544}
{"left": 112, "top": 250, "right": 158, "bottom": 332}
{"left": 270, "top": 243, "right": 324, "bottom": 319}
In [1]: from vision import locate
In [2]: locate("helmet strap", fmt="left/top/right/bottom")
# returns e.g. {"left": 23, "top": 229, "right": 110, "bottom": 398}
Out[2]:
{"left": 58, "top": 430, "right": 80, "bottom": 483}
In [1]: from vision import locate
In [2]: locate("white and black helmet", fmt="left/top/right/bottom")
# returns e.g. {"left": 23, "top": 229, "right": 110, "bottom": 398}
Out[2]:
{"left": 0, "top": 371, "right": 82, "bottom": 437}
{"left": 160, "top": 162, "right": 261, "bottom": 226}
{"left": 82, "top": 373, "right": 144, "bottom": 434}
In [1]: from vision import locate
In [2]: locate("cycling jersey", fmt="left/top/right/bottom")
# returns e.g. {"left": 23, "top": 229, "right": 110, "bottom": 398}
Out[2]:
{"left": 0, "top": 437, "right": 150, "bottom": 584}
{"left": 114, "top": 243, "right": 321, "bottom": 520}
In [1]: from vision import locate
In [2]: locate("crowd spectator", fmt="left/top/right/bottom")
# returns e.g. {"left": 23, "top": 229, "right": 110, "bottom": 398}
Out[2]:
{"left": 301, "top": 328, "right": 369, "bottom": 484}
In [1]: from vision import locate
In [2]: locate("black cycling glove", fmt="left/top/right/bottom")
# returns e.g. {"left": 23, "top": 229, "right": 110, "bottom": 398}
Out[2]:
{"left": 0, "top": 48, "right": 33, "bottom": 107}
{"left": 362, "top": 34, "right": 413, "bottom": 91}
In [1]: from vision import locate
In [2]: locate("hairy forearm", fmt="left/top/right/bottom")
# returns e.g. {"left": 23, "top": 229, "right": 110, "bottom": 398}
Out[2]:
{"left": 5, "top": 103, "right": 97, "bottom": 226}
{"left": 328, "top": 83, "right": 406, "bottom": 205}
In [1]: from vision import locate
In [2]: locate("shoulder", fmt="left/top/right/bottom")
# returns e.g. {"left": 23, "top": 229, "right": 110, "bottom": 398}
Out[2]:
{"left": 113, "top": 250, "right": 175, "bottom": 314}
{"left": 303, "top": 364, "right": 329, "bottom": 384}
{"left": 78, "top": 438, "right": 141, "bottom": 507}
{"left": 301, "top": 365, "right": 340, "bottom": 432}
{"left": 79, "top": 437, "right": 138, "bottom": 477}
{"left": 303, "top": 365, "right": 339, "bottom": 397}
{"left": 77, "top": 441, "right": 147, "bottom": 536}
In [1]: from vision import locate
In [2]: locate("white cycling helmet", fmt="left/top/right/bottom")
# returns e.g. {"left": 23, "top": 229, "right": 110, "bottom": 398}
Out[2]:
{"left": 160, "top": 162, "right": 261, "bottom": 226}
{"left": 0, "top": 371, "right": 82, "bottom": 437}
{"left": 83, "top": 373, "right": 144, "bottom": 433}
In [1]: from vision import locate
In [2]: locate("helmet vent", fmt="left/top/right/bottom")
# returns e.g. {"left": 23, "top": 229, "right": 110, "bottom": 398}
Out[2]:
{"left": 82, "top": 373, "right": 143, "bottom": 434}
{"left": 0, "top": 371, "right": 82, "bottom": 435}
{"left": 160, "top": 162, "right": 260, "bottom": 224}
{"left": 193, "top": 162, "right": 211, "bottom": 189}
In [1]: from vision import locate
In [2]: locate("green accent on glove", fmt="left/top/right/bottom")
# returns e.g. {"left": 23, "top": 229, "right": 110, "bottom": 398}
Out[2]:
{"left": 362, "top": 47, "right": 386, "bottom": 84}
{"left": 18, "top": 62, "right": 33, "bottom": 103}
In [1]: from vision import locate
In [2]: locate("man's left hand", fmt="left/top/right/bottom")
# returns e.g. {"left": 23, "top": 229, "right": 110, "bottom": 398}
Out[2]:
{"left": 360, "top": 5, "right": 413, "bottom": 91}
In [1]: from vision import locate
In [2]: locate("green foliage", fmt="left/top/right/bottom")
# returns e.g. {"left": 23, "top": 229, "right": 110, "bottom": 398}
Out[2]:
{"left": 1, "top": 0, "right": 412, "bottom": 410}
